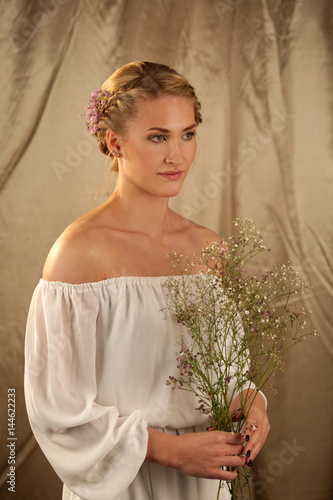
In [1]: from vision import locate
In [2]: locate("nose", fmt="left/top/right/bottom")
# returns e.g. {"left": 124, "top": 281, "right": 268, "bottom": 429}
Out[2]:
{"left": 164, "top": 140, "right": 182, "bottom": 166}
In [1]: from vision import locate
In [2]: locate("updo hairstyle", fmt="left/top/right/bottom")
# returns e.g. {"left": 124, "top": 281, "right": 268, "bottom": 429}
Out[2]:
{"left": 97, "top": 61, "right": 202, "bottom": 172}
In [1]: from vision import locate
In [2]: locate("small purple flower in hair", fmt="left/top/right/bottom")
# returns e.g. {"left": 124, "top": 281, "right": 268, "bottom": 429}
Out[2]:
{"left": 79, "top": 88, "right": 112, "bottom": 136}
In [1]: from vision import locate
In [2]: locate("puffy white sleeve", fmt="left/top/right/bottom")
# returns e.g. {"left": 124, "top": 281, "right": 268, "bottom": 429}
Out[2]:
{"left": 24, "top": 281, "right": 148, "bottom": 500}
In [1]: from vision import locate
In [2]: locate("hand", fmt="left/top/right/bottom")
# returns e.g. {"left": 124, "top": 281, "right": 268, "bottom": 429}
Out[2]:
{"left": 242, "top": 397, "right": 270, "bottom": 466}
{"left": 230, "top": 390, "right": 270, "bottom": 467}
{"left": 172, "top": 430, "right": 246, "bottom": 481}
{"left": 146, "top": 427, "right": 246, "bottom": 481}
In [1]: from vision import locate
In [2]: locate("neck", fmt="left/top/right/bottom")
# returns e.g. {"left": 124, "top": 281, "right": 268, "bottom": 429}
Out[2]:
{"left": 106, "top": 184, "right": 174, "bottom": 239}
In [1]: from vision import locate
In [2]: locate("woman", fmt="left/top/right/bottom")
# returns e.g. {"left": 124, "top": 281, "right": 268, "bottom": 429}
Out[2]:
{"left": 25, "top": 61, "right": 270, "bottom": 500}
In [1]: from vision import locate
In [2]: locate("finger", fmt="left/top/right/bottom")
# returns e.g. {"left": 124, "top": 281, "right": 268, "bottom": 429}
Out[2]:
{"left": 243, "top": 420, "right": 270, "bottom": 464}
{"left": 242, "top": 422, "right": 261, "bottom": 459}
{"left": 216, "top": 467, "right": 238, "bottom": 482}
{"left": 225, "top": 432, "right": 245, "bottom": 444}
{"left": 222, "top": 455, "right": 246, "bottom": 467}
{"left": 224, "top": 444, "right": 246, "bottom": 457}
{"left": 205, "top": 429, "right": 244, "bottom": 443}
{"left": 251, "top": 421, "right": 270, "bottom": 458}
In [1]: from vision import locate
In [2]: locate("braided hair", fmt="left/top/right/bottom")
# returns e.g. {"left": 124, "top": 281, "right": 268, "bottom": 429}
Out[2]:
{"left": 96, "top": 61, "right": 202, "bottom": 172}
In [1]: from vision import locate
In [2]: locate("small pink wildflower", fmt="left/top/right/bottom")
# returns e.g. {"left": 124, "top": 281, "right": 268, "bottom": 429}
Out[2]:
{"left": 80, "top": 88, "right": 112, "bottom": 136}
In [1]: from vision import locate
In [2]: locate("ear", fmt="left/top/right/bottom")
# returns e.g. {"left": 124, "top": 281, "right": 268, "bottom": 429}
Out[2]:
{"left": 105, "top": 128, "right": 120, "bottom": 153}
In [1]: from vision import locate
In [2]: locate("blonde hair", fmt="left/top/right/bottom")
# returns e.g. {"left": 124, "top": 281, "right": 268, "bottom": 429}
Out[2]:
{"left": 97, "top": 61, "right": 202, "bottom": 172}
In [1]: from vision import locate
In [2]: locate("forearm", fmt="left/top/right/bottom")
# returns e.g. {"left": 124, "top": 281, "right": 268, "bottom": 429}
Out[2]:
{"left": 145, "top": 428, "right": 178, "bottom": 467}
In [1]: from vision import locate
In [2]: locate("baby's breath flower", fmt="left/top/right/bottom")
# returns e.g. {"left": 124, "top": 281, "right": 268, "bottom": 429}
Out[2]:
{"left": 162, "top": 218, "right": 316, "bottom": 500}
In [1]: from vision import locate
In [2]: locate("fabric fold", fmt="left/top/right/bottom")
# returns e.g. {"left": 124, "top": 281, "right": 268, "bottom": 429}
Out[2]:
{"left": 24, "top": 280, "right": 148, "bottom": 500}
{"left": 24, "top": 276, "right": 265, "bottom": 499}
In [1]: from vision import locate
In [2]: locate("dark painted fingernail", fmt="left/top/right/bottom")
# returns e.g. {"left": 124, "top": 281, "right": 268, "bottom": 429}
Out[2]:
{"left": 247, "top": 450, "right": 251, "bottom": 457}
{"left": 248, "top": 459, "right": 253, "bottom": 467}
{"left": 246, "top": 434, "right": 250, "bottom": 442}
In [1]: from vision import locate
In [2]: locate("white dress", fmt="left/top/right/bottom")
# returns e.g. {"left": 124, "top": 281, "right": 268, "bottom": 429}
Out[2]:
{"left": 24, "top": 276, "right": 252, "bottom": 500}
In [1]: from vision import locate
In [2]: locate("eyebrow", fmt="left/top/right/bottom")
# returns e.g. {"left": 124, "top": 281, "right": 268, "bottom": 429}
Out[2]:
{"left": 146, "top": 123, "right": 197, "bottom": 132}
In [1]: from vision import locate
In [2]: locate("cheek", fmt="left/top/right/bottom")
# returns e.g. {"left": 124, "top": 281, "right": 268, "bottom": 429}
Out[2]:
{"left": 187, "top": 142, "right": 197, "bottom": 163}
{"left": 144, "top": 146, "right": 164, "bottom": 163}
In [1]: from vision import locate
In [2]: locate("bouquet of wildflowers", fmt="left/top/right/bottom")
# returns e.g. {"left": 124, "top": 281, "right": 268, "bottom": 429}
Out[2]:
{"left": 162, "top": 218, "right": 316, "bottom": 500}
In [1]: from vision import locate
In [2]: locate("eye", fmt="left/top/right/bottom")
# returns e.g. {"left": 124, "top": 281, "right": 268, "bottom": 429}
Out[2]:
{"left": 149, "top": 134, "right": 166, "bottom": 143}
{"left": 182, "top": 131, "right": 195, "bottom": 141}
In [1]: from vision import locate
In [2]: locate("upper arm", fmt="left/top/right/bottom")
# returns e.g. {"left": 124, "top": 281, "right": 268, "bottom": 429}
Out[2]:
{"left": 42, "top": 224, "right": 104, "bottom": 284}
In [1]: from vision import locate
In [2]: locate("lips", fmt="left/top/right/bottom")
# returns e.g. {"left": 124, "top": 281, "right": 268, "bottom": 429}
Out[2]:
{"left": 158, "top": 170, "right": 184, "bottom": 180}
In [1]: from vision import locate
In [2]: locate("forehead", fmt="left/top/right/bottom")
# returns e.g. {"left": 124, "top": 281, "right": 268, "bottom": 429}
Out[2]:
{"left": 131, "top": 96, "right": 195, "bottom": 130}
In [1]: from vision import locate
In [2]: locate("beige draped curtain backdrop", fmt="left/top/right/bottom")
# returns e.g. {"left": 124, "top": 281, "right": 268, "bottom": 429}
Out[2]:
{"left": 1, "top": 0, "right": 332, "bottom": 498}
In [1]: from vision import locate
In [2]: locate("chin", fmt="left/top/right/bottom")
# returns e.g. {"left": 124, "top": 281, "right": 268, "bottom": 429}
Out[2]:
{"left": 160, "top": 186, "right": 183, "bottom": 198}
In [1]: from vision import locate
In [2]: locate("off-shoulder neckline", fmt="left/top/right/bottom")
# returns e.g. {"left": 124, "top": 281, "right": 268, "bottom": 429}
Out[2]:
{"left": 39, "top": 274, "right": 199, "bottom": 290}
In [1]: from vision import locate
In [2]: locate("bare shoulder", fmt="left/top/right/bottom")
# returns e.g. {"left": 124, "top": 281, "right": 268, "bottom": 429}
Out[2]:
{"left": 193, "top": 223, "right": 222, "bottom": 247}
{"left": 42, "top": 214, "right": 107, "bottom": 284}
{"left": 179, "top": 216, "right": 223, "bottom": 251}
{"left": 169, "top": 216, "right": 224, "bottom": 274}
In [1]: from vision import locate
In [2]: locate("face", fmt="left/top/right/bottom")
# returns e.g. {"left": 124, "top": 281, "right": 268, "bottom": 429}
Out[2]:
{"left": 109, "top": 96, "right": 197, "bottom": 198}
